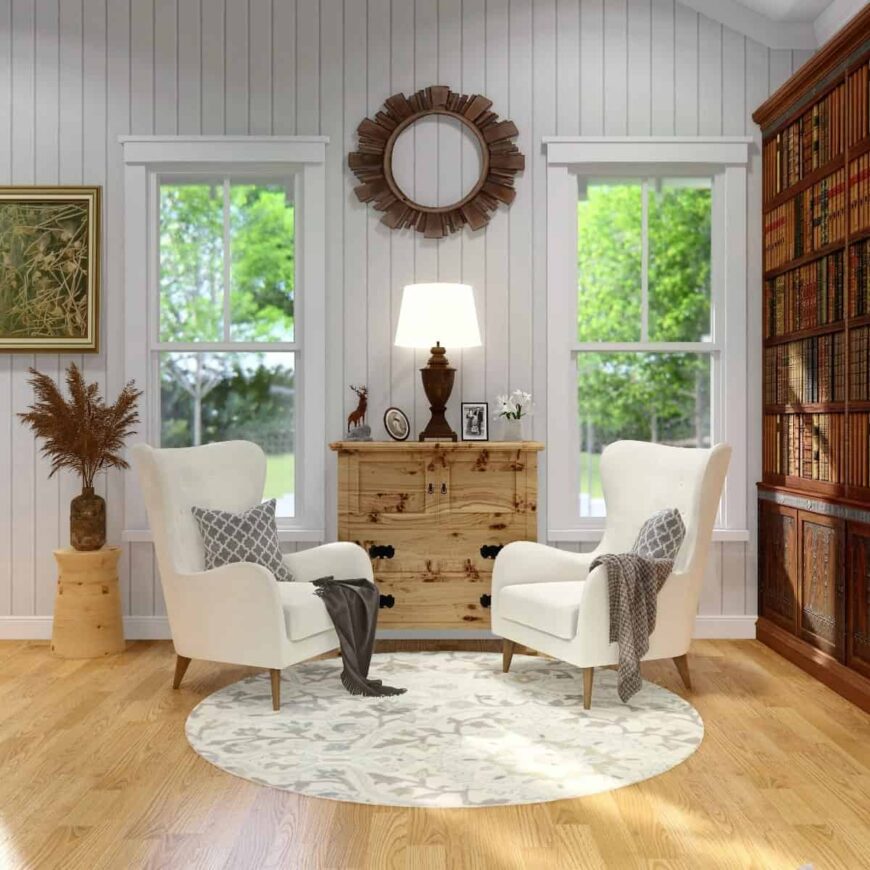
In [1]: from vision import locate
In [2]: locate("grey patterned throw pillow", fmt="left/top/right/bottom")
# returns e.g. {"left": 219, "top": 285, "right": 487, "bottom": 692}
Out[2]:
{"left": 631, "top": 508, "right": 686, "bottom": 561}
{"left": 191, "top": 499, "right": 293, "bottom": 582}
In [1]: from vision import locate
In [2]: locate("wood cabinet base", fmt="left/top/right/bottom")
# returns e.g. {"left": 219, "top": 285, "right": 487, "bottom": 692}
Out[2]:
{"left": 51, "top": 547, "right": 125, "bottom": 659}
{"left": 757, "top": 617, "right": 870, "bottom": 713}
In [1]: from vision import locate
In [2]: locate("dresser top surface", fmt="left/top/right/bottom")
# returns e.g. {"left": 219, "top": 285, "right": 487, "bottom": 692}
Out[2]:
{"left": 330, "top": 440, "right": 544, "bottom": 453}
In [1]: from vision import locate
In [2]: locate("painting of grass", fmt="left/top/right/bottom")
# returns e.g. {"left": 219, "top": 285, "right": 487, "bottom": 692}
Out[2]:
{"left": 0, "top": 187, "right": 99, "bottom": 351}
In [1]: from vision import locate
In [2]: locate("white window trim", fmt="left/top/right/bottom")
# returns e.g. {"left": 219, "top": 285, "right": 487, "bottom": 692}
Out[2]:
{"left": 545, "top": 137, "right": 751, "bottom": 539}
{"left": 121, "top": 136, "right": 328, "bottom": 541}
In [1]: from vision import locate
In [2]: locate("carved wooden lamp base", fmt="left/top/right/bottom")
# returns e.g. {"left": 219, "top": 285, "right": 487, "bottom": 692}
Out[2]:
{"left": 419, "top": 343, "right": 458, "bottom": 442}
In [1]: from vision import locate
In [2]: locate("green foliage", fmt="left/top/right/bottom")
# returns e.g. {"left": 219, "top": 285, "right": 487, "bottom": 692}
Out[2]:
{"left": 577, "top": 182, "right": 712, "bottom": 449}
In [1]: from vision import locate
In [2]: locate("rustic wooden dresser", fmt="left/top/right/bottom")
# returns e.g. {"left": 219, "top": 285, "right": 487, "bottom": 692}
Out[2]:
{"left": 329, "top": 440, "right": 544, "bottom": 629}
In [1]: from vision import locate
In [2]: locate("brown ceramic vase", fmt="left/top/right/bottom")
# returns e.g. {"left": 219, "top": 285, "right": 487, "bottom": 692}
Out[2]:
{"left": 70, "top": 486, "right": 106, "bottom": 551}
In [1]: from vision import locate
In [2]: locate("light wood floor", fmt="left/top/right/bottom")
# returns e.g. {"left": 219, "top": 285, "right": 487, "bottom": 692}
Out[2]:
{"left": 0, "top": 639, "right": 868, "bottom": 869}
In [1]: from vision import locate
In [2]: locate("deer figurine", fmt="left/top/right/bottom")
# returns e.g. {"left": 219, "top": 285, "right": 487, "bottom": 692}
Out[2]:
{"left": 347, "top": 385, "right": 368, "bottom": 432}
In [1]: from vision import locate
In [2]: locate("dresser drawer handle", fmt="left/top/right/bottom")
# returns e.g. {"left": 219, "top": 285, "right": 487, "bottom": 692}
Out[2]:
{"left": 479, "top": 544, "right": 503, "bottom": 560}
{"left": 379, "top": 594, "right": 395, "bottom": 609}
{"left": 428, "top": 483, "right": 434, "bottom": 494}
{"left": 479, "top": 594, "right": 491, "bottom": 608}
{"left": 441, "top": 482, "right": 447, "bottom": 495}
{"left": 369, "top": 545, "right": 395, "bottom": 559}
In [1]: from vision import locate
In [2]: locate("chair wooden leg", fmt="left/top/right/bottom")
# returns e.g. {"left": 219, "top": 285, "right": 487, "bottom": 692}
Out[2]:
{"left": 270, "top": 669, "right": 282, "bottom": 711}
{"left": 582, "top": 667, "right": 594, "bottom": 710}
{"left": 172, "top": 655, "right": 191, "bottom": 689}
{"left": 502, "top": 640, "right": 515, "bottom": 673}
{"left": 673, "top": 654, "right": 692, "bottom": 691}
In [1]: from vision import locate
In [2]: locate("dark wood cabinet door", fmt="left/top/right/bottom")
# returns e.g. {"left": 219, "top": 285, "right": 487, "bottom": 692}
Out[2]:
{"left": 758, "top": 501, "right": 798, "bottom": 633}
{"left": 847, "top": 522, "right": 870, "bottom": 680}
{"left": 798, "top": 511, "right": 845, "bottom": 661}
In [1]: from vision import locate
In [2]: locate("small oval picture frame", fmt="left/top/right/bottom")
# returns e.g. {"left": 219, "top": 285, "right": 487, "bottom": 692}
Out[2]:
{"left": 384, "top": 407, "right": 410, "bottom": 441}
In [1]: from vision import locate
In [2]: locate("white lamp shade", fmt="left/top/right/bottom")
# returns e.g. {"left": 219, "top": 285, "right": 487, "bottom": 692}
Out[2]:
{"left": 394, "top": 283, "right": 482, "bottom": 349}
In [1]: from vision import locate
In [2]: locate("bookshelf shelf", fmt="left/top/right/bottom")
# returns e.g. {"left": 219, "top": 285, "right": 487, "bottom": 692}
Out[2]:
{"left": 754, "top": 8, "right": 870, "bottom": 712}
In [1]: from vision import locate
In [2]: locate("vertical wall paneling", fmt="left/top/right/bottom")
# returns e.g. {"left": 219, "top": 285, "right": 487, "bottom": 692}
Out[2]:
{"left": 272, "top": 0, "right": 295, "bottom": 134}
{"left": 673, "top": 2, "right": 697, "bottom": 135}
{"left": 0, "top": 0, "right": 798, "bottom": 631}
{"left": 579, "top": 0, "right": 603, "bottom": 135}
{"left": 177, "top": 0, "right": 201, "bottom": 134}
{"left": 249, "top": 0, "right": 272, "bottom": 134}
{"left": 508, "top": 0, "right": 532, "bottom": 394}
{"left": 201, "top": 0, "right": 225, "bottom": 134}
{"left": 627, "top": 0, "right": 651, "bottom": 136}
{"left": 458, "top": 0, "right": 486, "bottom": 409}
{"left": 603, "top": 0, "right": 627, "bottom": 136}
{"left": 366, "top": 0, "right": 391, "bottom": 439}
{"left": 224, "top": 0, "right": 249, "bottom": 134}
{"left": 319, "top": 0, "right": 341, "bottom": 539}
{"left": 484, "top": 0, "right": 509, "bottom": 412}
{"left": 650, "top": 0, "right": 674, "bottom": 135}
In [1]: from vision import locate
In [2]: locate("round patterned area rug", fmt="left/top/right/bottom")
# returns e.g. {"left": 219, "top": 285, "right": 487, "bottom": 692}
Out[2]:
{"left": 186, "top": 651, "right": 703, "bottom": 808}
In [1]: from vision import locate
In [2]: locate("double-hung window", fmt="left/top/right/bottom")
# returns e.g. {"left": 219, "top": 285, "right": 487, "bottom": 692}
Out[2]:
{"left": 545, "top": 139, "right": 750, "bottom": 539}
{"left": 122, "top": 138, "right": 328, "bottom": 537}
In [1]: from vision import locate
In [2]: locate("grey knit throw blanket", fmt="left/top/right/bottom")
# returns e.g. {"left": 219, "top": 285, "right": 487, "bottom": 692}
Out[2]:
{"left": 588, "top": 554, "right": 674, "bottom": 702}
{"left": 312, "top": 577, "right": 406, "bottom": 697}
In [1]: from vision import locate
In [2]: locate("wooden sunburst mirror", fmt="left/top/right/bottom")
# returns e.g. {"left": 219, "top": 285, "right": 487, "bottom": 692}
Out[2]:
{"left": 348, "top": 85, "right": 525, "bottom": 238}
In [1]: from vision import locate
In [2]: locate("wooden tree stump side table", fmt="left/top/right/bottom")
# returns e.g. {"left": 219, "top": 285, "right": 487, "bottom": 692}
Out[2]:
{"left": 51, "top": 547, "right": 125, "bottom": 658}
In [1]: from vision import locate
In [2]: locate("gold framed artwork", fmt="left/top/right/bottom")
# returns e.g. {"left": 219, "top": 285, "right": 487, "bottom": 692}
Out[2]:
{"left": 0, "top": 186, "right": 100, "bottom": 352}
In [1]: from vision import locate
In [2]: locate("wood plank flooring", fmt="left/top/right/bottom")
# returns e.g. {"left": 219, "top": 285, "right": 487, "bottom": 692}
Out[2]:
{"left": 0, "top": 639, "right": 868, "bottom": 869}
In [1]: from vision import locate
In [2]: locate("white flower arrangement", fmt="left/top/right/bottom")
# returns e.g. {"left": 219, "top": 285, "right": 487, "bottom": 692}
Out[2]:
{"left": 495, "top": 389, "right": 533, "bottom": 420}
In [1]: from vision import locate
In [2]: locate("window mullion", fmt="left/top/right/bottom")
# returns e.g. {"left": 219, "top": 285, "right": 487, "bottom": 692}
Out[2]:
{"left": 641, "top": 178, "right": 649, "bottom": 341}
{"left": 222, "top": 177, "right": 231, "bottom": 342}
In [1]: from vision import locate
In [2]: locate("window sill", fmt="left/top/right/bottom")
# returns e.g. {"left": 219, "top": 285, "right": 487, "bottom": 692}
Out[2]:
{"left": 122, "top": 528, "right": 326, "bottom": 544}
{"left": 548, "top": 528, "right": 750, "bottom": 543}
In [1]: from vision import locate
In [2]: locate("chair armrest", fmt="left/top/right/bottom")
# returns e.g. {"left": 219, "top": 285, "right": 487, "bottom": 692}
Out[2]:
{"left": 170, "top": 562, "right": 288, "bottom": 669}
{"left": 491, "top": 541, "right": 597, "bottom": 600}
{"left": 283, "top": 541, "right": 373, "bottom": 584}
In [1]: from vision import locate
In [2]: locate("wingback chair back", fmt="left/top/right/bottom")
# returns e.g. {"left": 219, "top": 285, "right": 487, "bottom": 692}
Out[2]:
{"left": 131, "top": 441, "right": 267, "bottom": 577}
{"left": 597, "top": 441, "right": 732, "bottom": 577}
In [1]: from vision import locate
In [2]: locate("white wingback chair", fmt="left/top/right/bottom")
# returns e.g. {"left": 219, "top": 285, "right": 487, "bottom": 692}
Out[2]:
{"left": 132, "top": 441, "right": 374, "bottom": 710}
{"left": 492, "top": 441, "right": 731, "bottom": 708}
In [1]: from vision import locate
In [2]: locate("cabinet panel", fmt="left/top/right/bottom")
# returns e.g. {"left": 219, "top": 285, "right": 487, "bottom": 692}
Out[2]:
{"left": 374, "top": 572, "right": 490, "bottom": 628}
{"left": 352, "top": 452, "right": 437, "bottom": 518}
{"left": 442, "top": 448, "right": 528, "bottom": 515}
{"left": 847, "top": 522, "right": 870, "bottom": 679}
{"left": 759, "top": 501, "right": 798, "bottom": 633}
{"left": 798, "top": 511, "right": 845, "bottom": 661}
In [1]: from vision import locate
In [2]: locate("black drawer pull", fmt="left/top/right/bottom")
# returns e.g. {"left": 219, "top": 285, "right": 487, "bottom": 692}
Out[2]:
{"left": 369, "top": 545, "right": 395, "bottom": 559}
{"left": 441, "top": 482, "right": 447, "bottom": 494}
{"left": 479, "top": 594, "right": 491, "bottom": 608}
{"left": 379, "top": 594, "right": 395, "bottom": 609}
{"left": 479, "top": 544, "right": 503, "bottom": 560}
{"left": 427, "top": 483, "right": 434, "bottom": 494}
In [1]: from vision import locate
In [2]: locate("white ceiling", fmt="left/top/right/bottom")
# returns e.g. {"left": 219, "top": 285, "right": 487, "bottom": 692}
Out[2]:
{"left": 680, "top": 0, "right": 866, "bottom": 49}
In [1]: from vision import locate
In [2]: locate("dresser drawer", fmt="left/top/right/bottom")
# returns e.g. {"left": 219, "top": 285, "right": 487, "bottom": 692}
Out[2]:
{"left": 348, "top": 530, "right": 442, "bottom": 574}
{"left": 374, "top": 572, "right": 490, "bottom": 628}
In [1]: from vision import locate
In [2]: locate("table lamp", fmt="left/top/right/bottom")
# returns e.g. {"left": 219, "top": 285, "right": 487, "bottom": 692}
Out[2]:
{"left": 395, "top": 283, "right": 481, "bottom": 441}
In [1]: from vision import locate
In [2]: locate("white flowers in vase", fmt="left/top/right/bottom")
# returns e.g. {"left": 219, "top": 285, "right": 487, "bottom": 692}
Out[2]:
{"left": 495, "top": 389, "right": 533, "bottom": 420}
{"left": 495, "top": 390, "right": 533, "bottom": 441}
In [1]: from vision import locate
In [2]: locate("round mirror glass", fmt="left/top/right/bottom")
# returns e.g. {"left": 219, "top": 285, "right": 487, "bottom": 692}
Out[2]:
{"left": 390, "top": 114, "right": 485, "bottom": 209}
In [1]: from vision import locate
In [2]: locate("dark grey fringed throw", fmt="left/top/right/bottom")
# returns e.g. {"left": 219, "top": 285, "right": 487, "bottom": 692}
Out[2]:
{"left": 312, "top": 577, "right": 405, "bottom": 697}
{"left": 588, "top": 554, "right": 673, "bottom": 702}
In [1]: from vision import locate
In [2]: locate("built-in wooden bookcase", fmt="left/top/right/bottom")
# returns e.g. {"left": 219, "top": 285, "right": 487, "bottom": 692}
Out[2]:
{"left": 754, "top": 6, "right": 870, "bottom": 713}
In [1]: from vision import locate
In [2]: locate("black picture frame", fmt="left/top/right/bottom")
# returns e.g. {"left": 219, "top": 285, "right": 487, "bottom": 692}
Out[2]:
{"left": 461, "top": 402, "right": 489, "bottom": 441}
{"left": 383, "top": 406, "right": 410, "bottom": 441}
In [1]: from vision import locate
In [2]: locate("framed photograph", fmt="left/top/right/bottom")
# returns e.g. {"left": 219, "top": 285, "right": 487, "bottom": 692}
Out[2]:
{"left": 0, "top": 186, "right": 100, "bottom": 352}
{"left": 461, "top": 402, "right": 489, "bottom": 441}
{"left": 384, "top": 406, "right": 410, "bottom": 441}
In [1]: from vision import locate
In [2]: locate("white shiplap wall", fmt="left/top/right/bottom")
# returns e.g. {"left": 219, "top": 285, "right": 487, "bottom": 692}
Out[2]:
{"left": 0, "top": 0, "right": 813, "bottom": 636}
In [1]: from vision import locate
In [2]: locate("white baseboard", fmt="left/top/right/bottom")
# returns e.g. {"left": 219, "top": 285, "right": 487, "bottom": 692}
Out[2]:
{"left": 0, "top": 614, "right": 758, "bottom": 641}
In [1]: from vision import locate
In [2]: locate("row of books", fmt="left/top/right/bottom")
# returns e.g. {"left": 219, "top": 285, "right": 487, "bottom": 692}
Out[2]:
{"left": 763, "top": 168, "right": 847, "bottom": 272}
{"left": 764, "top": 251, "right": 844, "bottom": 337}
{"left": 849, "top": 237, "right": 870, "bottom": 317}
{"left": 763, "top": 332, "right": 845, "bottom": 406}
{"left": 848, "top": 413, "right": 870, "bottom": 488}
{"left": 849, "top": 326, "right": 870, "bottom": 400}
{"left": 847, "top": 61, "right": 869, "bottom": 149}
{"left": 762, "top": 413, "right": 844, "bottom": 483}
{"left": 762, "top": 83, "right": 847, "bottom": 201}
{"left": 848, "top": 153, "right": 870, "bottom": 235}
